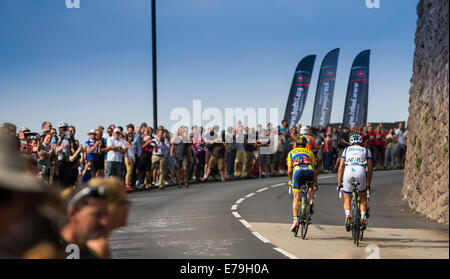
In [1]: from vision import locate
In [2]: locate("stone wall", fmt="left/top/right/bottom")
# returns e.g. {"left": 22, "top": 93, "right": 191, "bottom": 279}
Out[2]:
{"left": 403, "top": 0, "right": 449, "bottom": 224}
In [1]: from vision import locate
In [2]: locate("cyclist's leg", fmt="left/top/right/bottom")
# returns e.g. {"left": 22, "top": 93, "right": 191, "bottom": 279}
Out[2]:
{"left": 342, "top": 168, "right": 353, "bottom": 215}
{"left": 290, "top": 169, "right": 301, "bottom": 230}
{"left": 342, "top": 167, "right": 353, "bottom": 231}
{"left": 305, "top": 172, "right": 316, "bottom": 214}
{"left": 357, "top": 169, "right": 368, "bottom": 221}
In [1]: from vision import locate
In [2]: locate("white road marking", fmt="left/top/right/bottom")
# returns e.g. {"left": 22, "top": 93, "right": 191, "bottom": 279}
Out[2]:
{"left": 239, "top": 219, "right": 252, "bottom": 228}
{"left": 236, "top": 198, "right": 245, "bottom": 204}
{"left": 232, "top": 211, "right": 241, "bottom": 218}
{"left": 252, "top": 232, "right": 270, "bottom": 243}
{"left": 274, "top": 247, "right": 298, "bottom": 259}
{"left": 233, "top": 178, "right": 336, "bottom": 258}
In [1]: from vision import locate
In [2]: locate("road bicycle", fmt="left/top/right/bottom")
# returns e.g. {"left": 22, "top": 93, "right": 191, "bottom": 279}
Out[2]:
{"left": 292, "top": 181, "right": 313, "bottom": 239}
{"left": 339, "top": 177, "right": 368, "bottom": 246}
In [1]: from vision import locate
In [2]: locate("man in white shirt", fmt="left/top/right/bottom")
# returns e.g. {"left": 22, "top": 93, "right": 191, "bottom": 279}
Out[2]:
{"left": 105, "top": 128, "right": 125, "bottom": 178}
{"left": 395, "top": 122, "right": 405, "bottom": 167}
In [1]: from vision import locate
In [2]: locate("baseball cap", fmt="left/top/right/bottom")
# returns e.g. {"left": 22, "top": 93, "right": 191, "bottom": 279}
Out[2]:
{"left": 19, "top": 127, "right": 30, "bottom": 133}
{"left": 113, "top": 128, "right": 121, "bottom": 133}
{"left": 58, "top": 122, "right": 68, "bottom": 128}
{"left": 87, "top": 129, "right": 96, "bottom": 135}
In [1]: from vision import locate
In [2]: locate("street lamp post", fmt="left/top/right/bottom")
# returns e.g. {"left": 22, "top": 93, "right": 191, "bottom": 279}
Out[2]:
{"left": 152, "top": 0, "right": 158, "bottom": 132}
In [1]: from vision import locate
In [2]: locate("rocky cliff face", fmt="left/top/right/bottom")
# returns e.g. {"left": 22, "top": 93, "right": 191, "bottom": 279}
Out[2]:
{"left": 403, "top": 0, "right": 449, "bottom": 224}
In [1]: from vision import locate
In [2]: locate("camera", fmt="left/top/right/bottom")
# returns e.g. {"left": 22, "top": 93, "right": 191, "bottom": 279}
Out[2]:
{"left": 61, "top": 130, "right": 70, "bottom": 139}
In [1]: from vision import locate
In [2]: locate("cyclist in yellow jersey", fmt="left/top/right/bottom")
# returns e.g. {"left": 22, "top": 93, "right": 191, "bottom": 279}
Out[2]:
{"left": 287, "top": 136, "right": 318, "bottom": 232}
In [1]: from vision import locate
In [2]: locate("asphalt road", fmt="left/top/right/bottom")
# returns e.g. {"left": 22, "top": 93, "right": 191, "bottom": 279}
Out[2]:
{"left": 108, "top": 170, "right": 449, "bottom": 259}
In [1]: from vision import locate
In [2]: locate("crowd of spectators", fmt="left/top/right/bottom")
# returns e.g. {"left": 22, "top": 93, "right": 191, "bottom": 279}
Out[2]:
{"left": 1, "top": 120, "right": 407, "bottom": 190}
{"left": 0, "top": 119, "right": 406, "bottom": 258}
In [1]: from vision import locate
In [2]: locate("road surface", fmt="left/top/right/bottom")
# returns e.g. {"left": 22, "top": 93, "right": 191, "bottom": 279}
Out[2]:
{"left": 108, "top": 170, "right": 449, "bottom": 259}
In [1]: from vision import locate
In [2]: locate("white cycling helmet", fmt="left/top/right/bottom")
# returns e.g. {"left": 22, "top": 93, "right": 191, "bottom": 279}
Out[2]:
{"left": 349, "top": 134, "right": 362, "bottom": 145}
{"left": 300, "top": 126, "right": 310, "bottom": 135}
{"left": 58, "top": 122, "right": 68, "bottom": 128}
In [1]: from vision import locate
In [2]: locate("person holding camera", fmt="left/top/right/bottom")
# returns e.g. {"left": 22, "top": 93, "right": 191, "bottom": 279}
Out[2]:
{"left": 81, "top": 159, "right": 96, "bottom": 184}
{"left": 56, "top": 122, "right": 72, "bottom": 188}
{"left": 37, "top": 133, "right": 54, "bottom": 183}
{"left": 84, "top": 129, "right": 100, "bottom": 174}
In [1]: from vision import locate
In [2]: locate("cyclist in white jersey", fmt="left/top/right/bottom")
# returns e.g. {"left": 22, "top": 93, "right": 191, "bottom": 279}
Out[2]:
{"left": 337, "top": 134, "right": 373, "bottom": 232}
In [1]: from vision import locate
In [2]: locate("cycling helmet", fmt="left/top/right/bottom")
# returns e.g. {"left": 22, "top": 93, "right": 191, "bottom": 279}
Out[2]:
{"left": 349, "top": 134, "right": 362, "bottom": 145}
{"left": 300, "top": 126, "right": 310, "bottom": 135}
{"left": 58, "top": 122, "right": 68, "bottom": 128}
{"left": 295, "top": 135, "right": 307, "bottom": 148}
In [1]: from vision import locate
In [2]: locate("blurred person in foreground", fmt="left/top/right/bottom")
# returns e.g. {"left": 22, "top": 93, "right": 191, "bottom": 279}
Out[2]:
{"left": 86, "top": 177, "right": 129, "bottom": 258}
{"left": 0, "top": 132, "right": 60, "bottom": 259}
{"left": 59, "top": 184, "right": 109, "bottom": 259}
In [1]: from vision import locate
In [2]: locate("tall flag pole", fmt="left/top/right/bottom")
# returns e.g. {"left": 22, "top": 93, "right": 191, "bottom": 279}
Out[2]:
{"left": 152, "top": 0, "right": 158, "bottom": 131}
{"left": 311, "top": 48, "right": 340, "bottom": 128}
{"left": 342, "top": 50, "right": 370, "bottom": 127}
{"left": 283, "top": 55, "right": 316, "bottom": 129}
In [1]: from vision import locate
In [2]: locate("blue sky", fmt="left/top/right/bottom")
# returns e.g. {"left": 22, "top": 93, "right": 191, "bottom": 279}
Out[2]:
{"left": 0, "top": 0, "right": 417, "bottom": 140}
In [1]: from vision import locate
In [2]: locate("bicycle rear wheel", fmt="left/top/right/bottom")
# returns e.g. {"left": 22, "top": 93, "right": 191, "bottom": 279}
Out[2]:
{"left": 294, "top": 200, "right": 302, "bottom": 237}
{"left": 353, "top": 212, "right": 360, "bottom": 247}
{"left": 301, "top": 210, "right": 309, "bottom": 239}
{"left": 300, "top": 194, "right": 309, "bottom": 239}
